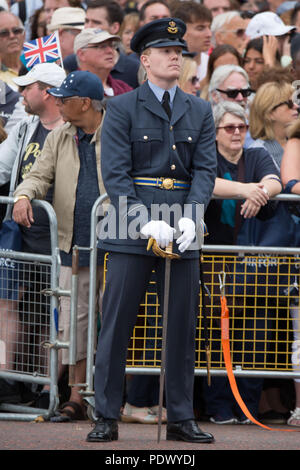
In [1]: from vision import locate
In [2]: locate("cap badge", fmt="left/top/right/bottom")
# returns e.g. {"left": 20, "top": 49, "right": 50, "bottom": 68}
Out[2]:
{"left": 167, "top": 21, "right": 178, "bottom": 34}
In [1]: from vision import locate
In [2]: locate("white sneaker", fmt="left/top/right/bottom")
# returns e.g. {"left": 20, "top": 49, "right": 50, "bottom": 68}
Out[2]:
{"left": 210, "top": 416, "right": 237, "bottom": 425}
{"left": 287, "top": 407, "right": 300, "bottom": 426}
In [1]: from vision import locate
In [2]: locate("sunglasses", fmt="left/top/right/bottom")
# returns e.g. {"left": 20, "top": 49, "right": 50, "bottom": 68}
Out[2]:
{"left": 226, "top": 28, "right": 246, "bottom": 38}
{"left": 189, "top": 76, "right": 200, "bottom": 86}
{"left": 216, "top": 88, "right": 253, "bottom": 99}
{"left": 272, "top": 99, "right": 295, "bottom": 111}
{"left": 0, "top": 27, "right": 24, "bottom": 38}
{"left": 217, "top": 124, "right": 249, "bottom": 134}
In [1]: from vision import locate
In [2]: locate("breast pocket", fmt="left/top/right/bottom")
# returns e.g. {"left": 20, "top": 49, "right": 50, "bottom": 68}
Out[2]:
{"left": 130, "top": 128, "right": 163, "bottom": 169}
{"left": 174, "top": 129, "right": 199, "bottom": 168}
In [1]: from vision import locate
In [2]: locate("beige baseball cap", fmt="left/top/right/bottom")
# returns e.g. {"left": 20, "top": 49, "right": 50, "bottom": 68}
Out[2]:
{"left": 74, "top": 28, "right": 120, "bottom": 53}
{"left": 47, "top": 7, "right": 85, "bottom": 32}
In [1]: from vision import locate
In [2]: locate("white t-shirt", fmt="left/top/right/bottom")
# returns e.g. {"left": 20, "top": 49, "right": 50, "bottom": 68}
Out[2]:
{"left": 11, "top": 0, "right": 43, "bottom": 40}
{"left": 197, "top": 53, "right": 209, "bottom": 81}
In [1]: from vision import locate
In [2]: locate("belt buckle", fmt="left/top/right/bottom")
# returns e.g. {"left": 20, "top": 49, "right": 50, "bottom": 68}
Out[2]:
{"left": 161, "top": 177, "right": 174, "bottom": 190}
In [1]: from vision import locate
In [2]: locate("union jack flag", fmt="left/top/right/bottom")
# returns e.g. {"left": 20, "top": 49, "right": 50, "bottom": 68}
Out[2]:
{"left": 21, "top": 32, "right": 62, "bottom": 69}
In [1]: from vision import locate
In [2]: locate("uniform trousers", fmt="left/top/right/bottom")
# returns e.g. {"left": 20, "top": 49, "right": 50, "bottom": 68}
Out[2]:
{"left": 94, "top": 251, "right": 200, "bottom": 423}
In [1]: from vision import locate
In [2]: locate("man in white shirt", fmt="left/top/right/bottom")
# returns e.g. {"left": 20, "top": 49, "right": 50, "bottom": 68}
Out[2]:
{"left": 172, "top": 1, "right": 212, "bottom": 82}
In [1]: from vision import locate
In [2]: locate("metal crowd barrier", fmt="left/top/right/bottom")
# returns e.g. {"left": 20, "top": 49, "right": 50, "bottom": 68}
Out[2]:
{"left": 0, "top": 196, "right": 76, "bottom": 422}
{"left": 3, "top": 193, "right": 299, "bottom": 421}
{"left": 82, "top": 193, "right": 300, "bottom": 417}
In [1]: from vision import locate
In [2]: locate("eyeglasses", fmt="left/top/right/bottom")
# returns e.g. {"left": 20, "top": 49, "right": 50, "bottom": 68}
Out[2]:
{"left": 63, "top": 28, "right": 81, "bottom": 35}
{"left": 217, "top": 124, "right": 249, "bottom": 134}
{"left": 57, "top": 96, "right": 83, "bottom": 104}
{"left": 83, "top": 41, "right": 118, "bottom": 50}
{"left": 189, "top": 76, "right": 200, "bottom": 86}
{"left": 226, "top": 28, "right": 246, "bottom": 38}
{"left": 0, "top": 27, "right": 24, "bottom": 38}
{"left": 216, "top": 88, "right": 253, "bottom": 99}
{"left": 272, "top": 99, "right": 295, "bottom": 111}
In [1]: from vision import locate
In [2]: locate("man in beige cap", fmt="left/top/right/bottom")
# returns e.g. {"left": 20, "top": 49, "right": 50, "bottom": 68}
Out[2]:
{"left": 74, "top": 28, "right": 132, "bottom": 97}
{"left": 63, "top": 0, "right": 140, "bottom": 89}
{"left": 47, "top": 7, "right": 85, "bottom": 59}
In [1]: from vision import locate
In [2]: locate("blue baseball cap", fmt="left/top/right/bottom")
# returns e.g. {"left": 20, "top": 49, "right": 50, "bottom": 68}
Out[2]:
{"left": 130, "top": 18, "right": 187, "bottom": 55}
{"left": 47, "top": 70, "right": 104, "bottom": 100}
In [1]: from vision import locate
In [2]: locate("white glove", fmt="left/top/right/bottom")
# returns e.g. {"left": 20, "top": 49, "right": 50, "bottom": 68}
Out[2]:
{"left": 176, "top": 217, "right": 196, "bottom": 253}
{"left": 141, "top": 220, "right": 175, "bottom": 248}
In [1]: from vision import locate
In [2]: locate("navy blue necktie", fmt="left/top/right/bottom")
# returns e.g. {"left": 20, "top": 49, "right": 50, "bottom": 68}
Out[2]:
{"left": 162, "top": 91, "right": 171, "bottom": 120}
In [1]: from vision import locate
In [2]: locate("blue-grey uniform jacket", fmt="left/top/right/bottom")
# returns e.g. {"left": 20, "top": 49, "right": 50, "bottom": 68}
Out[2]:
{"left": 99, "top": 80, "right": 217, "bottom": 257}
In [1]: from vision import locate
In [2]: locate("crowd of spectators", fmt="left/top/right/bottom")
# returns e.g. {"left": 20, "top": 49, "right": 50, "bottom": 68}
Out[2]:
{"left": 0, "top": 0, "right": 300, "bottom": 428}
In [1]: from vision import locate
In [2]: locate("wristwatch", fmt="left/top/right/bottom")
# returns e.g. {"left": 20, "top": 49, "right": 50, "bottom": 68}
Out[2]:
{"left": 13, "top": 195, "right": 29, "bottom": 204}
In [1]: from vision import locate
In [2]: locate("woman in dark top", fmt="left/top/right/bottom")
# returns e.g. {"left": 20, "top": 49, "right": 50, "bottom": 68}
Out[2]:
{"left": 206, "top": 101, "right": 281, "bottom": 246}
{"left": 203, "top": 101, "right": 281, "bottom": 425}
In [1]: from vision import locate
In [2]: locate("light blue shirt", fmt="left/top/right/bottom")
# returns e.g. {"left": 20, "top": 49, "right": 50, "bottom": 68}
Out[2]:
{"left": 147, "top": 80, "right": 177, "bottom": 108}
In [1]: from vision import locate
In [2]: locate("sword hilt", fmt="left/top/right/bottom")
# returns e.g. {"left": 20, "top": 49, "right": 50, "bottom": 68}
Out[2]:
{"left": 147, "top": 237, "right": 180, "bottom": 259}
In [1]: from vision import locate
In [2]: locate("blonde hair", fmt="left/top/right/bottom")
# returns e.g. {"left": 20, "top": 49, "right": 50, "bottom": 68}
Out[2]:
{"left": 249, "top": 81, "right": 294, "bottom": 140}
{"left": 118, "top": 13, "right": 139, "bottom": 39}
{"left": 178, "top": 57, "right": 197, "bottom": 90}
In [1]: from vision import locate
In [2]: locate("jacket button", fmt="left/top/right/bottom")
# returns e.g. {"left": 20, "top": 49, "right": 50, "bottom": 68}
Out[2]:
{"left": 171, "top": 164, "right": 176, "bottom": 170}
{"left": 172, "top": 144, "right": 176, "bottom": 150}
{"left": 188, "top": 136, "right": 192, "bottom": 142}
{"left": 170, "top": 126, "right": 173, "bottom": 131}
{"left": 143, "top": 135, "right": 148, "bottom": 140}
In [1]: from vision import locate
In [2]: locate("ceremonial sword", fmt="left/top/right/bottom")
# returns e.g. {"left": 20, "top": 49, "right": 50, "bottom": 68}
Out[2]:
{"left": 147, "top": 238, "right": 180, "bottom": 443}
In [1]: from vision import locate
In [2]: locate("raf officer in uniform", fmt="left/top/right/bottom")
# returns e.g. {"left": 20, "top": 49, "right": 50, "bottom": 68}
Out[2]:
{"left": 87, "top": 18, "right": 217, "bottom": 443}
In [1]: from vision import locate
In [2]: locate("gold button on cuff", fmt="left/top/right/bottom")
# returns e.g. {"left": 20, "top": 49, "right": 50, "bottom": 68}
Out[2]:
{"left": 143, "top": 135, "right": 148, "bottom": 140}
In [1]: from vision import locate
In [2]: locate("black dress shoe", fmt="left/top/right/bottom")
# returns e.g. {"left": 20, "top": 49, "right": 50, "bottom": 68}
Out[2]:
{"left": 167, "top": 419, "right": 214, "bottom": 443}
{"left": 86, "top": 417, "right": 118, "bottom": 442}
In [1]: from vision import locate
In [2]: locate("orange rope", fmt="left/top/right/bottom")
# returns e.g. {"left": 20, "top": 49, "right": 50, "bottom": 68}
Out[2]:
{"left": 220, "top": 294, "right": 300, "bottom": 432}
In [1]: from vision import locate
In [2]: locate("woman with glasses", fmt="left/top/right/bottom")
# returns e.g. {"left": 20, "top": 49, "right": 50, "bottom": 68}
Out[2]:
{"left": 207, "top": 101, "right": 281, "bottom": 246}
{"left": 178, "top": 56, "right": 201, "bottom": 96}
{"left": 202, "top": 101, "right": 281, "bottom": 425}
{"left": 249, "top": 81, "right": 298, "bottom": 166}
{"left": 208, "top": 64, "right": 253, "bottom": 111}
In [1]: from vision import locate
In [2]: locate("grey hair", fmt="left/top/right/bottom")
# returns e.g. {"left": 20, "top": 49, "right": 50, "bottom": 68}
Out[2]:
{"left": 208, "top": 64, "right": 249, "bottom": 103}
{"left": 213, "top": 101, "right": 246, "bottom": 128}
{"left": 67, "top": 96, "right": 103, "bottom": 111}
{"left": 211, "top": 11, "right": 241, "bottom": 47}
{"left": 91, "top": 99, "right": 103, "bottom": 112}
